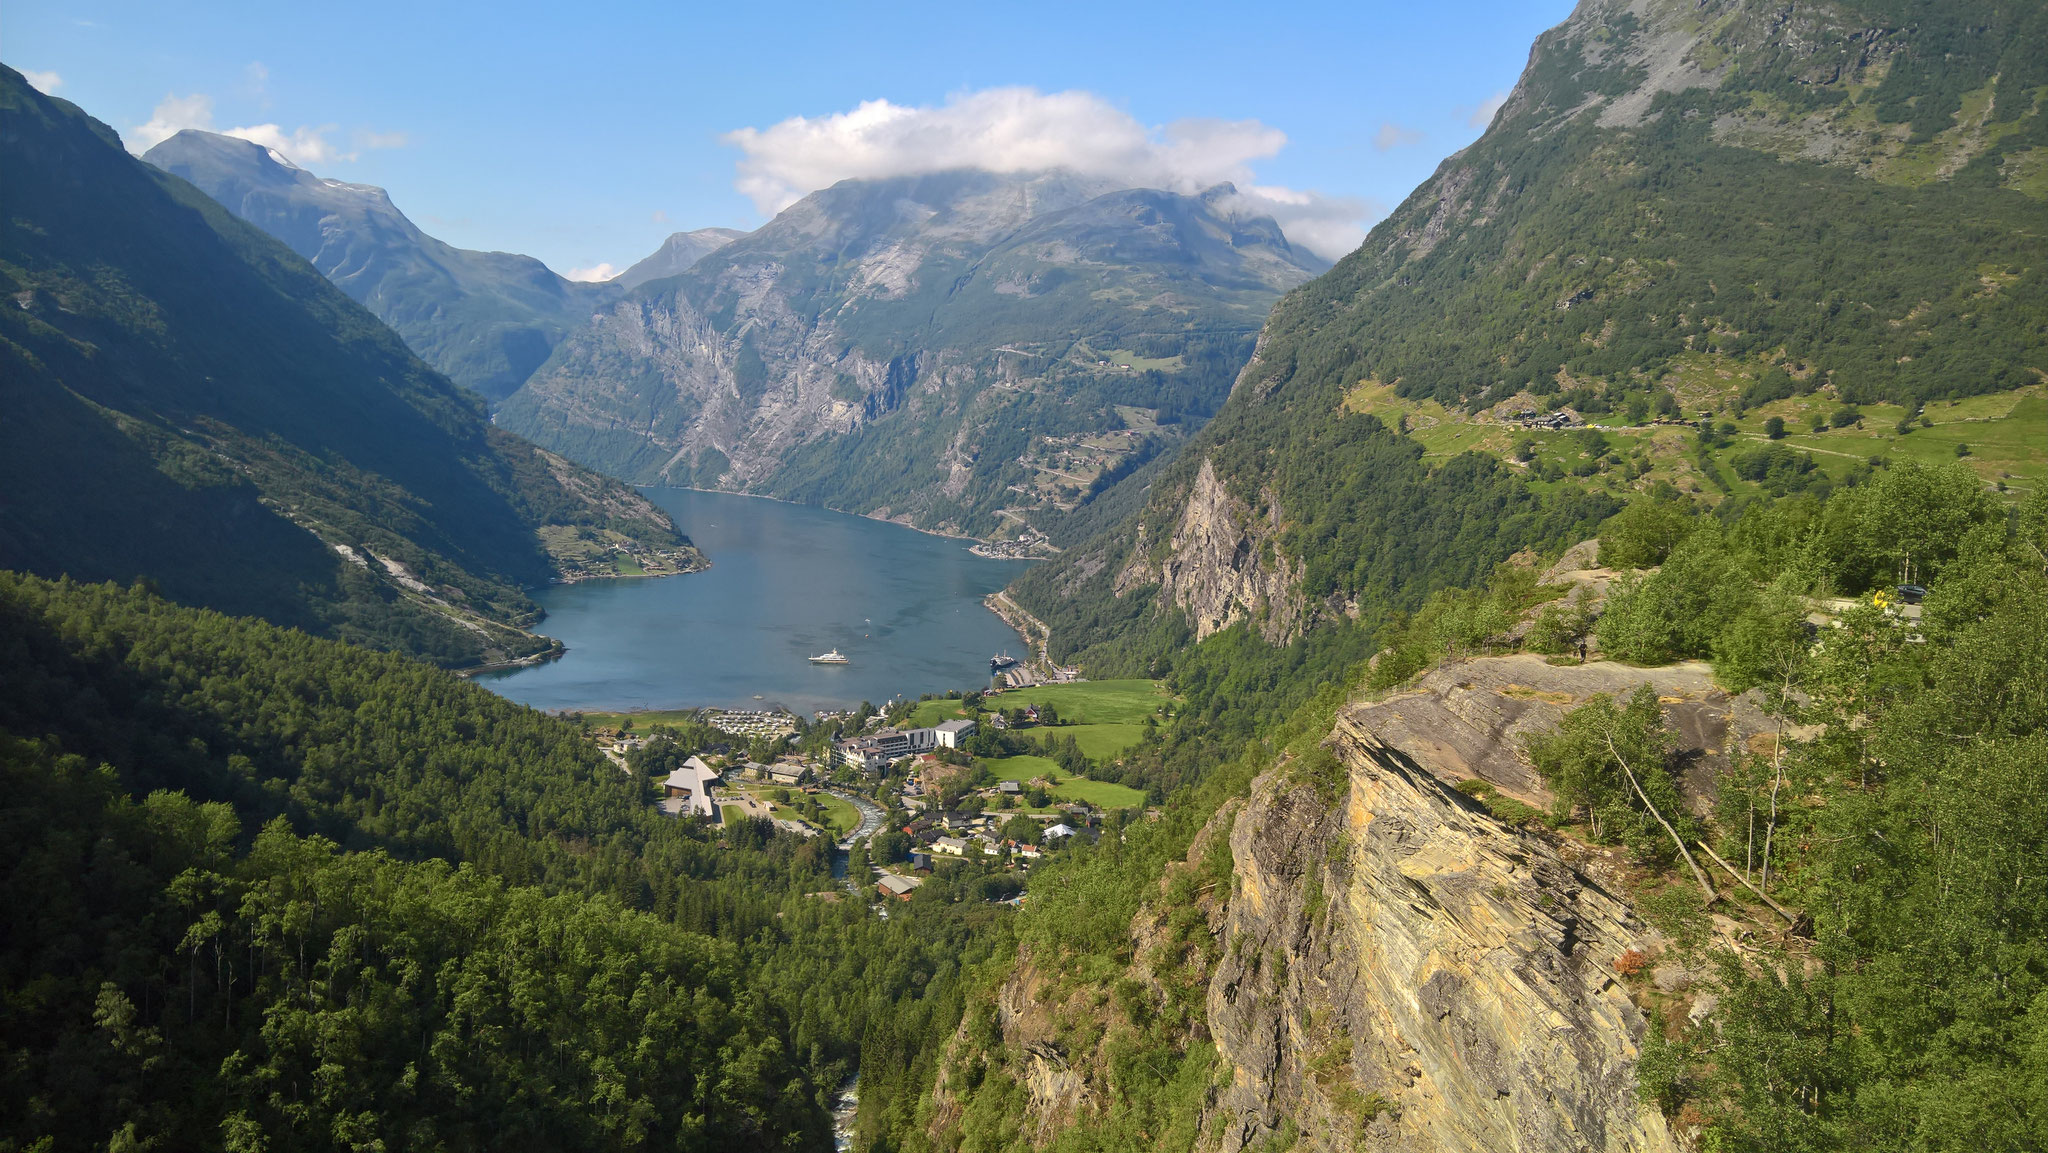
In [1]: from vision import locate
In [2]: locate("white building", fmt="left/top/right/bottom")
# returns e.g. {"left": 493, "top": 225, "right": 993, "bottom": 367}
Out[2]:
{"left": 933, "top": 718, "right": 978, "bottom": 748}
{"left": 932, "top": 836, "right": 969, "bottom": 857}
{"left": 660, "top": 756, "right": 722, "bottom": 820}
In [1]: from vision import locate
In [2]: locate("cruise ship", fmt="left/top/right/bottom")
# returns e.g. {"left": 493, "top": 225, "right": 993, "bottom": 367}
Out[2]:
{"left": 809, "top": 649, "right": 850, "bottom": 664}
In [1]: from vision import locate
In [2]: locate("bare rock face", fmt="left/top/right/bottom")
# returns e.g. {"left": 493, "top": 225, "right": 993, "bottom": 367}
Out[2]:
{"left": 1355, "top": 653, "right": 1767, "bottom": 810}
{"left": 1134, "top": 459, "right": 1308, "bottom": 642}
{"left": 926, "top": 654, "right": 1746, "bottom": 1151}
{"left": 1205, "top": 696, "right": 1681, "bottom": 1153}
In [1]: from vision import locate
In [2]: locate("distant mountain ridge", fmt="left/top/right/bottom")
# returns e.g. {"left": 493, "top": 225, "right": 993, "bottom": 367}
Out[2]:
{"left": 615, "top": 227, "right": 750, "bottom": 288}
{"left": 144, "top": 129, "right": 619, "bottom": 402}
{"left": 499, "top": 168, "right": 1329, "bottom": 539}
{"left": 0, "top": 66, "right": 699, "bottom": 668}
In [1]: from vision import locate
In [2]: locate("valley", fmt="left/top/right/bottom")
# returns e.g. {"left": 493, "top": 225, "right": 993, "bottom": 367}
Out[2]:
{"left": 3, "top": 0, "right": 2045, "bottom": 1151}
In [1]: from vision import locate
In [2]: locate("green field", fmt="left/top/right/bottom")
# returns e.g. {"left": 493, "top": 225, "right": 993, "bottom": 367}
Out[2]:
{"left": 1050, "top": 777, "right": 1149, "bottom": 809}
{"left": 981, "top": 754, "right": 1147, "bottom": 811}
{"left": 1023, "top": 723, "right": 1146, "bottom": 760}
{"left": 905, "top": 698, "right": 975, "bottom": 728}
{"left": 986, "top": 754, "right": 1063, "bottom": 783}
{"left": 1350, "top": 371, "right": 2046, "bottom": 502}
{"left": 815, "top": 792, "right": 861, "bottom": 837}
{"left": 986, "top": 679, "right": 1168, "bottom": 724}
{"left": 720, "top": 804, "right": 748, "bottom": 827}
{"left": 573, "top": 709, "right": 703, "bottom": 730}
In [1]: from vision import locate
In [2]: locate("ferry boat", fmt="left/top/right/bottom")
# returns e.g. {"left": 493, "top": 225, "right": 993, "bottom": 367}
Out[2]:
{"left": 990, "top": 652, "right": 1021, "bottom": 672}
{"left": 809, "top": 649, "right": 850, "bottom": 665}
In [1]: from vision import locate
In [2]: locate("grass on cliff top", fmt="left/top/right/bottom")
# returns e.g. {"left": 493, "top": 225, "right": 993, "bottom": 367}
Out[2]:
{"left": 1350, "top": 373, "right": 2045, "bottom": 503}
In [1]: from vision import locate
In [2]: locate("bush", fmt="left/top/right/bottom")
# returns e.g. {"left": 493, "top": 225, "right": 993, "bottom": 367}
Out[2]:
{"left": 1763, "top": 416, "right": 1785, "bottom": 439}
{"left": 1527, "top": 587, "right": 1596, "bottom": 655}
{"left": 1597, "top": 497, "right": 1697, "bottom": 569}
{"left": 1830, "top": 406, "right": 1863, "bottom": 428}
{"left": 1597, "top": 527, "right": 1757, "bottom": 664}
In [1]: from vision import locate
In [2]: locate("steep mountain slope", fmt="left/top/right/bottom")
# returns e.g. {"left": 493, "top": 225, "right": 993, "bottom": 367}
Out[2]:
{"left": 499, "top": 170, "right": 1329, "bottom": 538}
{"left": 614, "top": 226, "right": 749, "bottom": 288}
{"left": 0, "top": 67, "right": 698, "bottom": 668}
{"left": 1015, "top": 0, "right": 2048, "bottom": 663}
{"left": 938, "top": 657, "right": 1732, "bottom": 1152}
{"left": 144, "top": 129, "right": 618, "bottom": 402}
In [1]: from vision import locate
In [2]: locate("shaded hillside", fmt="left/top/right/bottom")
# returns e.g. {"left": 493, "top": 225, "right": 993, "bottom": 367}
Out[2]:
{"left": 500, "top": 171, "right": 1329, "bottom": 539}
{"left": 144, "top": 129, "right": 619, "bottom": 402}
{"left": 0, "top": 67, "right": 697, "bottom": 667}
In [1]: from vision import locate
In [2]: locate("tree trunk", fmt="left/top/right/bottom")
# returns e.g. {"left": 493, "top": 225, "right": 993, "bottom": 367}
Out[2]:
{"left": 1605, "top": 730, "right": 1717, "bottom": 899}
{"left": 1698, "top": 840, "right": 1798, "bottom": 925}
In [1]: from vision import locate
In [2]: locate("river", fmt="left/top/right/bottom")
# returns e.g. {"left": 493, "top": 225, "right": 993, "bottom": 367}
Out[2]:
{"left": 476, "top": 489, "right": 1035, "bottom": 715}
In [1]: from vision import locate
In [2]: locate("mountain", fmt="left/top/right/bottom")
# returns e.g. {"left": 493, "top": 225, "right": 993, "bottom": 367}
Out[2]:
{"left": 930, "top": 6, "right": 2048, "bottom": 1149}
{"left": 497, "top": 169, "right": 1329, "bottom": 539}
{"left": 0, "top": 66, "right": 701, "bottom": 668}
{"left": 143, "top": 129, "right": 619, "bottom": 402}
{"left": 1012, "top": 0, "right": 2048, "bottom": 668}
{"left": 614, "top": 226, "right": 750, "bottom": 288}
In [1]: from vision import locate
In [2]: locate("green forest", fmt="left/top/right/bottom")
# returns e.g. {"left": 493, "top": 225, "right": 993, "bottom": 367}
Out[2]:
{"left": 0, "top": 573, "right": 1011, "bottom": 1152}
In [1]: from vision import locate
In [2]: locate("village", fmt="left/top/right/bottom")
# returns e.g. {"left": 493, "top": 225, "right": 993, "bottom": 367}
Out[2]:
{"left": 578, "top": 677, "right": 1171, "bottom": 910}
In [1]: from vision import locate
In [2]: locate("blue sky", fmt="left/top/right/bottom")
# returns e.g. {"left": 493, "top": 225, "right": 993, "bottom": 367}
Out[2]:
{"left": 9, "top": 0, "right": 1574, "bottom": 276}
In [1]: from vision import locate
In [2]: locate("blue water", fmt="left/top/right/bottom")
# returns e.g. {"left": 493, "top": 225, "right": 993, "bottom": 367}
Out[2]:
{"left": 475, "top": 489, "right": 1034, "bottom": 715}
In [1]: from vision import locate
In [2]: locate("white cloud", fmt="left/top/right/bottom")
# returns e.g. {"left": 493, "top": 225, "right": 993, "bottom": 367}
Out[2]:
{"left": 1468, "top": 90, "right": 1509, "bottom": 130}
{"left": 565, "top": 262, "right": 621, "bottom": 283}
{"left": 128, "top": 92, "right": 215, "bottom": 152}
{"left": 223, "top": 122, "right": 345, "bottom": 166}
{"left": 22, "top": 70, "right": 62, "bottom": 95}
{"left": 1373, "top": 122, "right": 1423, "bottom": 151}
{"left": 125, "top": 88, "right": 404, "bottom": 166}
{"left": 723, "top": 86, "right": 1370, "bottom": 258}
{"left": 651, "top": 209, "right": 670, "bottom": 224}
{"left": 1219, "top": 185, "right": 1381, "bottom": 263}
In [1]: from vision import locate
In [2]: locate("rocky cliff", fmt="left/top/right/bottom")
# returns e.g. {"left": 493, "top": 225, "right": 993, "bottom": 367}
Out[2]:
{"left": 1203, "top": 700, "right": 1678, "bottom": 1153}
{"left": 1117, "top": 459, "right": 1309, "bottom": 643}
{"left": 932, "top": 652, "right": 1778, "bottom": 1151}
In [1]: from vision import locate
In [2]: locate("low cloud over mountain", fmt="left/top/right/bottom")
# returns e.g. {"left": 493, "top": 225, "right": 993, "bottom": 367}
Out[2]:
{"left": 723, "top": 86, "right": 1375, "bottom": 258}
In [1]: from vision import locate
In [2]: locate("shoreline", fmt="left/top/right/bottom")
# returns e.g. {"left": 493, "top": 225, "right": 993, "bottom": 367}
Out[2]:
{"left": 645, "top": 484, "right": 1041, "bottom": 553}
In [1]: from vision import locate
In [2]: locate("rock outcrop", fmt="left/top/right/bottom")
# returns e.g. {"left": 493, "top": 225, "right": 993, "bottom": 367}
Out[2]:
{"left": 1350, "top": 652, "right": 1768, "bottom": 810}
{"left": 932, "top": 654, "right": 1764, "bottom": 1151}
{"left": 1127, "top": 459, "right": 1308, "bottom": 643}
{"left": 1205, "top": 694, "right": 1680, "bottom": 1152}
